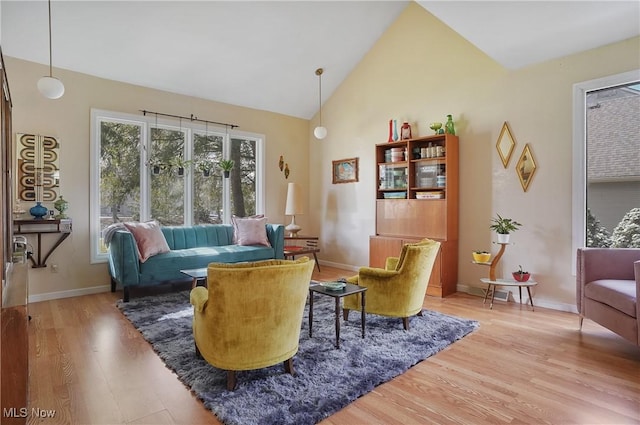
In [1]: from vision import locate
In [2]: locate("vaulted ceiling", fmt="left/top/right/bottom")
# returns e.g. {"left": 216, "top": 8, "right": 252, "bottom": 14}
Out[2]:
{"left": 2, "top": 1, "right": 638, "bottom": 119}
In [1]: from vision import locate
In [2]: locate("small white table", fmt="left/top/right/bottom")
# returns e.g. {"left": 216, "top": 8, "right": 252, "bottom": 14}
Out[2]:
{"left": 480, "top": 278, "right": 538, "bottom": 310}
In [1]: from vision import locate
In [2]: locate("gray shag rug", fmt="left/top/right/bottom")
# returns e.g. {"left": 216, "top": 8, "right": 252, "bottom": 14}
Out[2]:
{"left": 117, "top": 289, "right": 478, "bottom": 425}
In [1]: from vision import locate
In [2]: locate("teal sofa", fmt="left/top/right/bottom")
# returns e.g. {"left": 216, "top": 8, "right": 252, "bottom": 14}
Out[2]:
{"left": 108, "top": 223, "right": 284, "bottom": 301}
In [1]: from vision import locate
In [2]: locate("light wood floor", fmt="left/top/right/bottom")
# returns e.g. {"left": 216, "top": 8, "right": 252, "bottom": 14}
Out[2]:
{"left": 26, "top": 265, "right": 640, "bottom": 425}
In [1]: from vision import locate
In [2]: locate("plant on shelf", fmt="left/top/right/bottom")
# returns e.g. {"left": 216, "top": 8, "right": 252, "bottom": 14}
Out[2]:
{"left": 489, "top": 214, "right": 522, "bottom": 243}
{"left": 512, "top": 265, "right": 531, "bottom": 282}
{"left": 472, "top": 250, "right": 491, "bottom": 263}
{"left": 219, "top": 159, "right": 235, "bottom": 178}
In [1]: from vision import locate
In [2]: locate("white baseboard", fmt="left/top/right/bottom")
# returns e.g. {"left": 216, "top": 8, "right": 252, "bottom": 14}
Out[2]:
{"left": 29, "top": 284, "right": 111, "bottom": 303}
{"left": 317, "top": 259, "right": 360, "bottom": 274}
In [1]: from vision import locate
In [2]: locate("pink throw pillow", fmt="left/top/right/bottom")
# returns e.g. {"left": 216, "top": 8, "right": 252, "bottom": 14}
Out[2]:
{"left": 123, "top": 221, "right": 170, "bottom": 263}
{"left": 231, "top": 215, "right": 271, "bottom": 247}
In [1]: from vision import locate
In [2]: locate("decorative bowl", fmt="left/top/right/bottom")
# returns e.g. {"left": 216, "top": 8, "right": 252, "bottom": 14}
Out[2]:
{"left": 429, "top": 122, "right": 443, "bottom": 133}
{"left": 472, "top": 252, "right": 491, "bottom": 263}
{"left": 512, "top": 272, "right": 531, "bottom": 282}
{"left": 320, "top": 281, "right": 346, "bottom": 291}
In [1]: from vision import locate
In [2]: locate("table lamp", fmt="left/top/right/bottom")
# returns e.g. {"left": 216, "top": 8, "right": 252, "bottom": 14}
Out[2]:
{"left": 285, "top": 182, "right": 303, "bottom": 236}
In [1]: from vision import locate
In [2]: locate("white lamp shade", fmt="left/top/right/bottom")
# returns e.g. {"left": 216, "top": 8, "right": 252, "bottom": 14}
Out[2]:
{"left": 314, "top": 126, "right": 327, "bottom": 140}
{"left": 285, "top": 182, "right": 304, "bottom": 215}
{"left": 37, "top": 76, "right": 65, "bottom": 99}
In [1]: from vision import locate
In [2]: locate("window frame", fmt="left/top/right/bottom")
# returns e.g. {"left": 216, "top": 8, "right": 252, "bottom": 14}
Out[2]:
{"left": 90, "top": 109, "right": 265, "bottom": 264}
{"left": 571, "top": 69, "right": 640, "bottom": 271}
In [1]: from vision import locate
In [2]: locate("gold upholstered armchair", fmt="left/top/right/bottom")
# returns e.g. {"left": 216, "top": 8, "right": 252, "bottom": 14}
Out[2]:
{"left": 343, "top": 239, "right": 441, "bottom": 330}
{"left": 190, "top": 257, "right": 315, "bottom": 390}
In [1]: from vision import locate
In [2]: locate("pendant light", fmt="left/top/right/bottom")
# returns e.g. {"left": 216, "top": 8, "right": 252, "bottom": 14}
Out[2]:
{"left": 313, "top": 68, "right": 327, "bottom": 140}
{"left": 37, "top": 0, "right": 65, "bottom": 99}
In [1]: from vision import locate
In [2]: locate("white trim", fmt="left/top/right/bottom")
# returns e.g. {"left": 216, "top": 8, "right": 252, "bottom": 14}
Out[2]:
{"left": 28, "top": 284, "right": 111, "bottom": 303}
{"left": 571, "top": 69, "right": 640, "bottom": 274}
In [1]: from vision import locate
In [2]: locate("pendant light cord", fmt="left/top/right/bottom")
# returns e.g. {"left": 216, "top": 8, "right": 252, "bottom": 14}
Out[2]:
{"left": 316, "top": 68, "right": 323, "bottom": 125}
{"left": 47, "top": 0, "right": 53, "bottom": 77}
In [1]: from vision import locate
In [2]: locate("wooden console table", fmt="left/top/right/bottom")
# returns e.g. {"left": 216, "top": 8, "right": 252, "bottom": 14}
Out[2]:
{"left": 14, "top": 218, "right": 72, "bottom": 268}
{"left": 284, "top": 236, "right": 320, "bottom": 271}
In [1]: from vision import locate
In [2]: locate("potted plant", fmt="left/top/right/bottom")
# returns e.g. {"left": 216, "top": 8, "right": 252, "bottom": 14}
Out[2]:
{"left": 489, "top": 214, "right": 522, "bottom": 243}
{"left": 472, "top": 250, "right": 491, "bottom": 263}
{"left": 512, "top": 265, "right": 531, "bottom": 282}
{"left": 219, "top": 159, "right": 234, "bottom": 178}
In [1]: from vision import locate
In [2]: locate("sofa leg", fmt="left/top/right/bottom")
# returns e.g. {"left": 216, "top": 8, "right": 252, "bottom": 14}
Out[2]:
{"left": 123, "top": 287, "right": 130, "bottom": 303}
{"left": 110, "top": 277, "right": 116, "bottom": 293}
{"left": 226, "top": 371, "right": 236, "bottom": 391}
{"left": 284, "top": 357, "right": 295, "bottom": 376}
{"left": 403, "top": 317, "right": 409, "bottom": 331}
{"left": 578, "top": 315, "right": 584, "bottom": 331}
{"left": 343, "top": 308, "right": 350, "bottom": 321}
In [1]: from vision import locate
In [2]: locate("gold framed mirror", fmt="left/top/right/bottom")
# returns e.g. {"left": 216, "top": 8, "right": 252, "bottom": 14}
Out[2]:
{"left": 516, "top": 143, "right": 537, "bottom": 192}
{"left": 16, "top": 133, "right": 59, "bottom": 202}
{"left": 496, "top": 122, "right": 515, "bottom": 168}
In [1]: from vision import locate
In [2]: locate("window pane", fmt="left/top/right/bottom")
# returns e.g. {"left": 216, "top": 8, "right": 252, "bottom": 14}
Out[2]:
{"left": 99, "top": 121, "right": 141, "bottom": 253}
{"left": 150, "top": 127, "right": 186, "bottom": 225}
{"left": 230, "top": 137, "right": 257, "bottom": 217}
{"left": 193, "top": 132, "right": 224, "bottom": 224}
{"left": 586, "top": 82, "right": 640, "bottom": 248}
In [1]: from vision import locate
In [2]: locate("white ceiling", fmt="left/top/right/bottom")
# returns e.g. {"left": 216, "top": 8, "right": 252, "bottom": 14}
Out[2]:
{"left": 2, "top": 1, "right": 639, "bottom": 120}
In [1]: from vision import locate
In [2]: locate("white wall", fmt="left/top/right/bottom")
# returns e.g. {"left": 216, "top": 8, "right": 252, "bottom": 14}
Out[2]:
{"left": 310, "top": 3, "right": 640, "bottom": 311}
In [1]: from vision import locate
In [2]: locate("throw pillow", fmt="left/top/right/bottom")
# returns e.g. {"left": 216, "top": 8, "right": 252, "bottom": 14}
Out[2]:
{"left": 123, "top": 220, "right": 170, "bottom": 263}
{"left": 231, "top": 215, "right": 271, "bottom": 247}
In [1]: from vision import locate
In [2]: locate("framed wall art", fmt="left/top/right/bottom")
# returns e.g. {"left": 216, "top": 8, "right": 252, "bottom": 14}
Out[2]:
{"left": 496, "top": 122, "right": 516, "bottom": 168}
{"left": 332, "top": 157, "right": 359, "bottom": 184}
{"left": 516, "top": 144, "right": 537, "bottom": 192}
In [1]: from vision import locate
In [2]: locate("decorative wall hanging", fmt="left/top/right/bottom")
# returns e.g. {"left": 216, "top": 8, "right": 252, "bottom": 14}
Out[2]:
{"left": 16, "top": 133, "right": 59, "bottom": 202}
{"left": 516, "top": 144, "right": 537, "bottom": 192}
{"left": 284, "top": 163, "right": 290, "bottom": 179}
{"left": 496, "top": 122, "right": 516, "bottom": 168}
{"left": 332, "top": 157, "right": 359, "bottom": 184}
{"left": 278, "top": 155, "right": 284, "bottom": 171}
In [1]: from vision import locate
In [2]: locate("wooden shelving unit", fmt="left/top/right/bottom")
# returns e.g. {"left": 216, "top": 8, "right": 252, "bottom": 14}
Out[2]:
{"left": 370, "top": 134, "right": 459, "bottom": 297}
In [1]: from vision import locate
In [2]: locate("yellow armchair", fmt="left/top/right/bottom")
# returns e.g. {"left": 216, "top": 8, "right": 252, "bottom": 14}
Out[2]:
{"left": 343, "top": 239, "right": 441, "bottom": 330}
{"left": 190, "top": 257, "right": 315, "bottom": 390}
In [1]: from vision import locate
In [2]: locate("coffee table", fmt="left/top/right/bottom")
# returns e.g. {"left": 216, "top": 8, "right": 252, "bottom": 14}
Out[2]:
{"left": 180, "top": 267, "right": 207, "bottom": 289}
{"left": 309, "top": 282, "right": 367, "bottom": 349}
{"left": 480, "top": 278, "right": 538, "bottom": 310}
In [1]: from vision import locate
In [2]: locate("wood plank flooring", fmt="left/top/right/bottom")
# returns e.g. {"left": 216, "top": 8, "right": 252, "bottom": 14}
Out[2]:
{"left": 26, "top": 266, "right": 640, "bottom": 425}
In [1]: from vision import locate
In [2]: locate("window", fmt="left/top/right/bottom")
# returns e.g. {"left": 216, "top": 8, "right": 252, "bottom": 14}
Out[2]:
{"left": 572, "top": 70, "right": 640, "bottom": 264}
{"left": 90, "top": 109, "right": 265, "bottom": 263}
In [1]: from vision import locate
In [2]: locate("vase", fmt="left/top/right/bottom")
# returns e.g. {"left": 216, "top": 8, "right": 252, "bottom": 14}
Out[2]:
{"left": 388, "top": 120, "right": 394, "bottom": 143}
{"left": 445, "top": 114, "right": 456, "bottom": 135}
{"left": 393, "top": 120, "right": 399, "bottom": 141}
{"left": 30, "top": 202, "right": 48, "bottom": 219}
{"left": 54, "top": 195, "right": 69, "bottom": 219}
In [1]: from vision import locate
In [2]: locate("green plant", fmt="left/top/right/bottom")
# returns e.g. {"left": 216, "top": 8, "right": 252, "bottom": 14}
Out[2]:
{"left": 513, "top": 265, "right": 529, "bottom": 275}
{"left": 218, "top": 159, "right": 235, "bottom": 172}
{"left": 489, "top": 214, "right": 522, "bottom": 234}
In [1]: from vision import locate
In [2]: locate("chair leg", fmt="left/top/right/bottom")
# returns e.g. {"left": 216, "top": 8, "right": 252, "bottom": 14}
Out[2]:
{"left": 110, "top": 277, "right": 116, "bottom": 292}
{"left": 343, "top": 308, "right": 350, "bottom": 321}
{"left": 417, "top": 310, "right": 424, "bottom": 317}
{"left": 195, "top": 342, "right": 202, "bottom": 358}
{"left": 578, "top": 315, "right": 584, "bottom": 331}
{"left": 123, "top": 287, "right": 130, "bottom": 302}
{"left": 402, "top": 317, "right": 409, "bottom": 331}
{"left": 226, "top": 370, "right": 236, "bottom": 391}
{"left": 284, "top": 357, "right": 295, "bottom": 376}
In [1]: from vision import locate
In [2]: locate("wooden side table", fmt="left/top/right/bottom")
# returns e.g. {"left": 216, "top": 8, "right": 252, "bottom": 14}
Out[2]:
{"left": 284, "top": 236, "right": 320, "bottom": 271}
{"left": 480, "top": 278, "right": 538, "bottom": 310}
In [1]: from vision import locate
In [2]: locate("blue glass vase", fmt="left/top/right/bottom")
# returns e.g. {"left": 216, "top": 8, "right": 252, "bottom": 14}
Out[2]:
{"left": 30, "top": 202, "right": 48, "bottom": 219}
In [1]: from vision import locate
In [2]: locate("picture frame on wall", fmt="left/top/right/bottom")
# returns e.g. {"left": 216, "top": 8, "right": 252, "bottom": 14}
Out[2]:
{"left": 496, "top": 122, "right": 516, "bottom": 168}
{"left": 332, "top": 157, "right": 359, "bottom": 184}
{"left": 516, "top": 144, "right": 537, "bottom": 192}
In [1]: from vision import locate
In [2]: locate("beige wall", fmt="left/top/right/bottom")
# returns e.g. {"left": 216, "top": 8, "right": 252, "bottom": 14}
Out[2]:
{"left": 5, "top": 56, "right": 310, "bottom": 298}
{"left": 6, "top": 2, "right": 640, "bottom": 310}
{"left": 310, "top": 2, "right": 640, "bottom": 310}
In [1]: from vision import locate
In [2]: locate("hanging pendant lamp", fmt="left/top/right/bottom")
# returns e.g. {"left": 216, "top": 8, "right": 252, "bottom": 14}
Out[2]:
{"left": 37, "top": 0, "right": 65, "bottom": 99}
{"left": 313, "top": 68, "right": 327, "bottom": 140}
